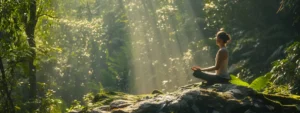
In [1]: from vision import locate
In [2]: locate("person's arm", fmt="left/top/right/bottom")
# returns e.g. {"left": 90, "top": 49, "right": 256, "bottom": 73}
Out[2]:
{"left": 200, "top": 49, "right": 228, "bottom": 71}
{"left": 200, "top": 66, "right": 216, "bottom": 71}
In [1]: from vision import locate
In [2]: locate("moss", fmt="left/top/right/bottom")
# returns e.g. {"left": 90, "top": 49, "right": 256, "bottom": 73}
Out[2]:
{"left": 260, "top": 93, "right": 300, "bottom": 105}
{"left": 152, "top": 89, "right": 163, "bottom": 95}
{"left": 93, "top": 93, "right": 109, "bottom": 103}
{"left": 106, "top": 91, "right": 120, "bottom": 95}
{"left": 83, "top": 90, "right": 155, "bottom": 111}
{"left": 74, "top": 84, "right": 300, "bottom": 113}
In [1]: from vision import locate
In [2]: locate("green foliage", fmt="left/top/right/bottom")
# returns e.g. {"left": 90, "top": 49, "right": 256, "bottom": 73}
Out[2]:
{"left": 68, "top": 90, "right": 154, "bottom": 112}
{"left": 230, "top": 73, "right": 271, "bottom": 91}
{"left": 250, "top": 73, "right": 272, "bottom": 91}
{"left": 229, "top": 75, "right": 250, "bottom": 87}
{"left": 67, "top": 91, "right": 123, "bottom": 112}
{"left": 36, "top": 89, "right": 64, "bottom": 113}
{"left": 264, "top": 83, "right": 291, "bottom": 95}
{"left": 66, "top": 100, "right": 85, "bottom": 113}
{"left": 271, "top": 41, "right": 300, "bottom": 94}
{"left": 1, "top": 0, "right": 300, "bottom": 112}
{"left": 0, "top": 1, "right": 34, "bottom": 111}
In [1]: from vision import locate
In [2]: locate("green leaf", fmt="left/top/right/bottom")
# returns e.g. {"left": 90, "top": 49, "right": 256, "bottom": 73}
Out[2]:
{"left": 15, "top": 106, "right": 21, "bottom": 110}
{"left": 33, "top": 59, "right": 39, "bottom": 66}
{"left": 229, "top": 75, "right": 250, "bottom": 87}
{"left": 250, "top": 73, "right": 272, "bottom": 91}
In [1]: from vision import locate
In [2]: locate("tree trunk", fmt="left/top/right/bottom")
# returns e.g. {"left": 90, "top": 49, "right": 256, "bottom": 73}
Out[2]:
{"left": 0, "top": 57, "right": 15, "bottom": 113}
{"left": 24, "top": 0, "right": 38, "bottom": 111}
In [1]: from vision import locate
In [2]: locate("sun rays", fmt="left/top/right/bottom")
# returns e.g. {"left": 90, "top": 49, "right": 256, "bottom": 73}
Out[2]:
{"left": 122, "top": 0, "right": 213, "bottom": 94}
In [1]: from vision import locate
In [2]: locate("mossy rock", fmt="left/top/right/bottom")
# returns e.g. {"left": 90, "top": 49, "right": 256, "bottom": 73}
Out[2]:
{"left": 70, "top": 84, "right": 300, "bottom": 113}
{"left": 151, "top": 90, "right": 163, "bottom": 95}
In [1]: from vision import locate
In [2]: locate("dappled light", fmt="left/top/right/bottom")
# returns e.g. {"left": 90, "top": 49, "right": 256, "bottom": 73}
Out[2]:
{"left": 0, "top": 0, "right": 299, "bottom": 112}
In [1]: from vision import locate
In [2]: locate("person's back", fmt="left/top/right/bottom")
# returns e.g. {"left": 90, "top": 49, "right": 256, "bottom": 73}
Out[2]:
{"left": 215, "top": 47, "right": 230, "bottom": 79}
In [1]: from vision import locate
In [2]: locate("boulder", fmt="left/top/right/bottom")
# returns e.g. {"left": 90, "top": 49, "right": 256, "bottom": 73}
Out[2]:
{"left": 72, "top": 83, "right": 300, "bottom": 113}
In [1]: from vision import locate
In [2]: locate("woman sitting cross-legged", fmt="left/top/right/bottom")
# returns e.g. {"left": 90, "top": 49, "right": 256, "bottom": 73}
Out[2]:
{"left": 191, "top": 30, "right": 231, "bottom": 85}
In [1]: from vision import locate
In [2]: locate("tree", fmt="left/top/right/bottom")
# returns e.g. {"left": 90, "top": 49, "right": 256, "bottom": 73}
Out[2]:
{"left": 1, "top": 0, "right": 56, "bottom": 112}
{"left": 0, "top": 57, "right": 15, "bottom": 113}
{"left": 24, "top": 0, "right": 38, "bottom": 102}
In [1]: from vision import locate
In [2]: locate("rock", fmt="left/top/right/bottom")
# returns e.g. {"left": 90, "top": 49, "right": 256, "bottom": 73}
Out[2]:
{"left": 110, "top": 100, "right": 132, "bottom": 109}
{"left": 92, "top": 105, "right": 110, "bottom": 112}
{"left": 90, "top": 108, "right": 109, "bottom": 113}
{"left": 72, "top": 84, "right": 300, "bottom": 113}
{"left": 111, "top": 109, "right": 130, "bottom": 113}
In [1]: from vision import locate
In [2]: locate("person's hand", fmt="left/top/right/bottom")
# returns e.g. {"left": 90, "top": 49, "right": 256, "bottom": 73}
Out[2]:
{"left": 191, "top": 66, "right": 201, "bottom": 71}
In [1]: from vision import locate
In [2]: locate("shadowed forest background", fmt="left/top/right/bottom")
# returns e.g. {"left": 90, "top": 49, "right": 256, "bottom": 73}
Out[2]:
{"left": 0, "top": 0, "right": 300, "bottom": 112}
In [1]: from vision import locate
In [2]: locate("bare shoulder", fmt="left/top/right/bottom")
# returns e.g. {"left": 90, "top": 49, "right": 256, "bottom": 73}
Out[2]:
{"left": 218, "top": 48, "right": 228, "bottom": 54}
{"left": 217, "top": 48, "right": 228, "bottom": 58}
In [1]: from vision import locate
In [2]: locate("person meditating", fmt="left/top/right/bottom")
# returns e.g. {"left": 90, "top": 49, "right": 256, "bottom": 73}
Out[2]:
{"left": 191, "top": 30, "right": 231, "bottom": 85}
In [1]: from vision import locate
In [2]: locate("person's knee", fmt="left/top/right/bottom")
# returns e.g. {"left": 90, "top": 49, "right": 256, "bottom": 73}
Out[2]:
{"left": 192, "top": 70, "right": 202, "bottom": 78}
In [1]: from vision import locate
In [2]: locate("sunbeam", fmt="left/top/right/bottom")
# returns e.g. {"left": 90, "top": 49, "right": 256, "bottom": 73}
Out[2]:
{"left": 123, "top": 0, "right": 213, "bottom": 94}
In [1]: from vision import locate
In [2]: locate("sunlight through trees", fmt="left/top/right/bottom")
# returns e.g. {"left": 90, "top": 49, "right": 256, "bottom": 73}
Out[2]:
{"left": 0, "top": 0, "right": 299, "bottom": 112}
